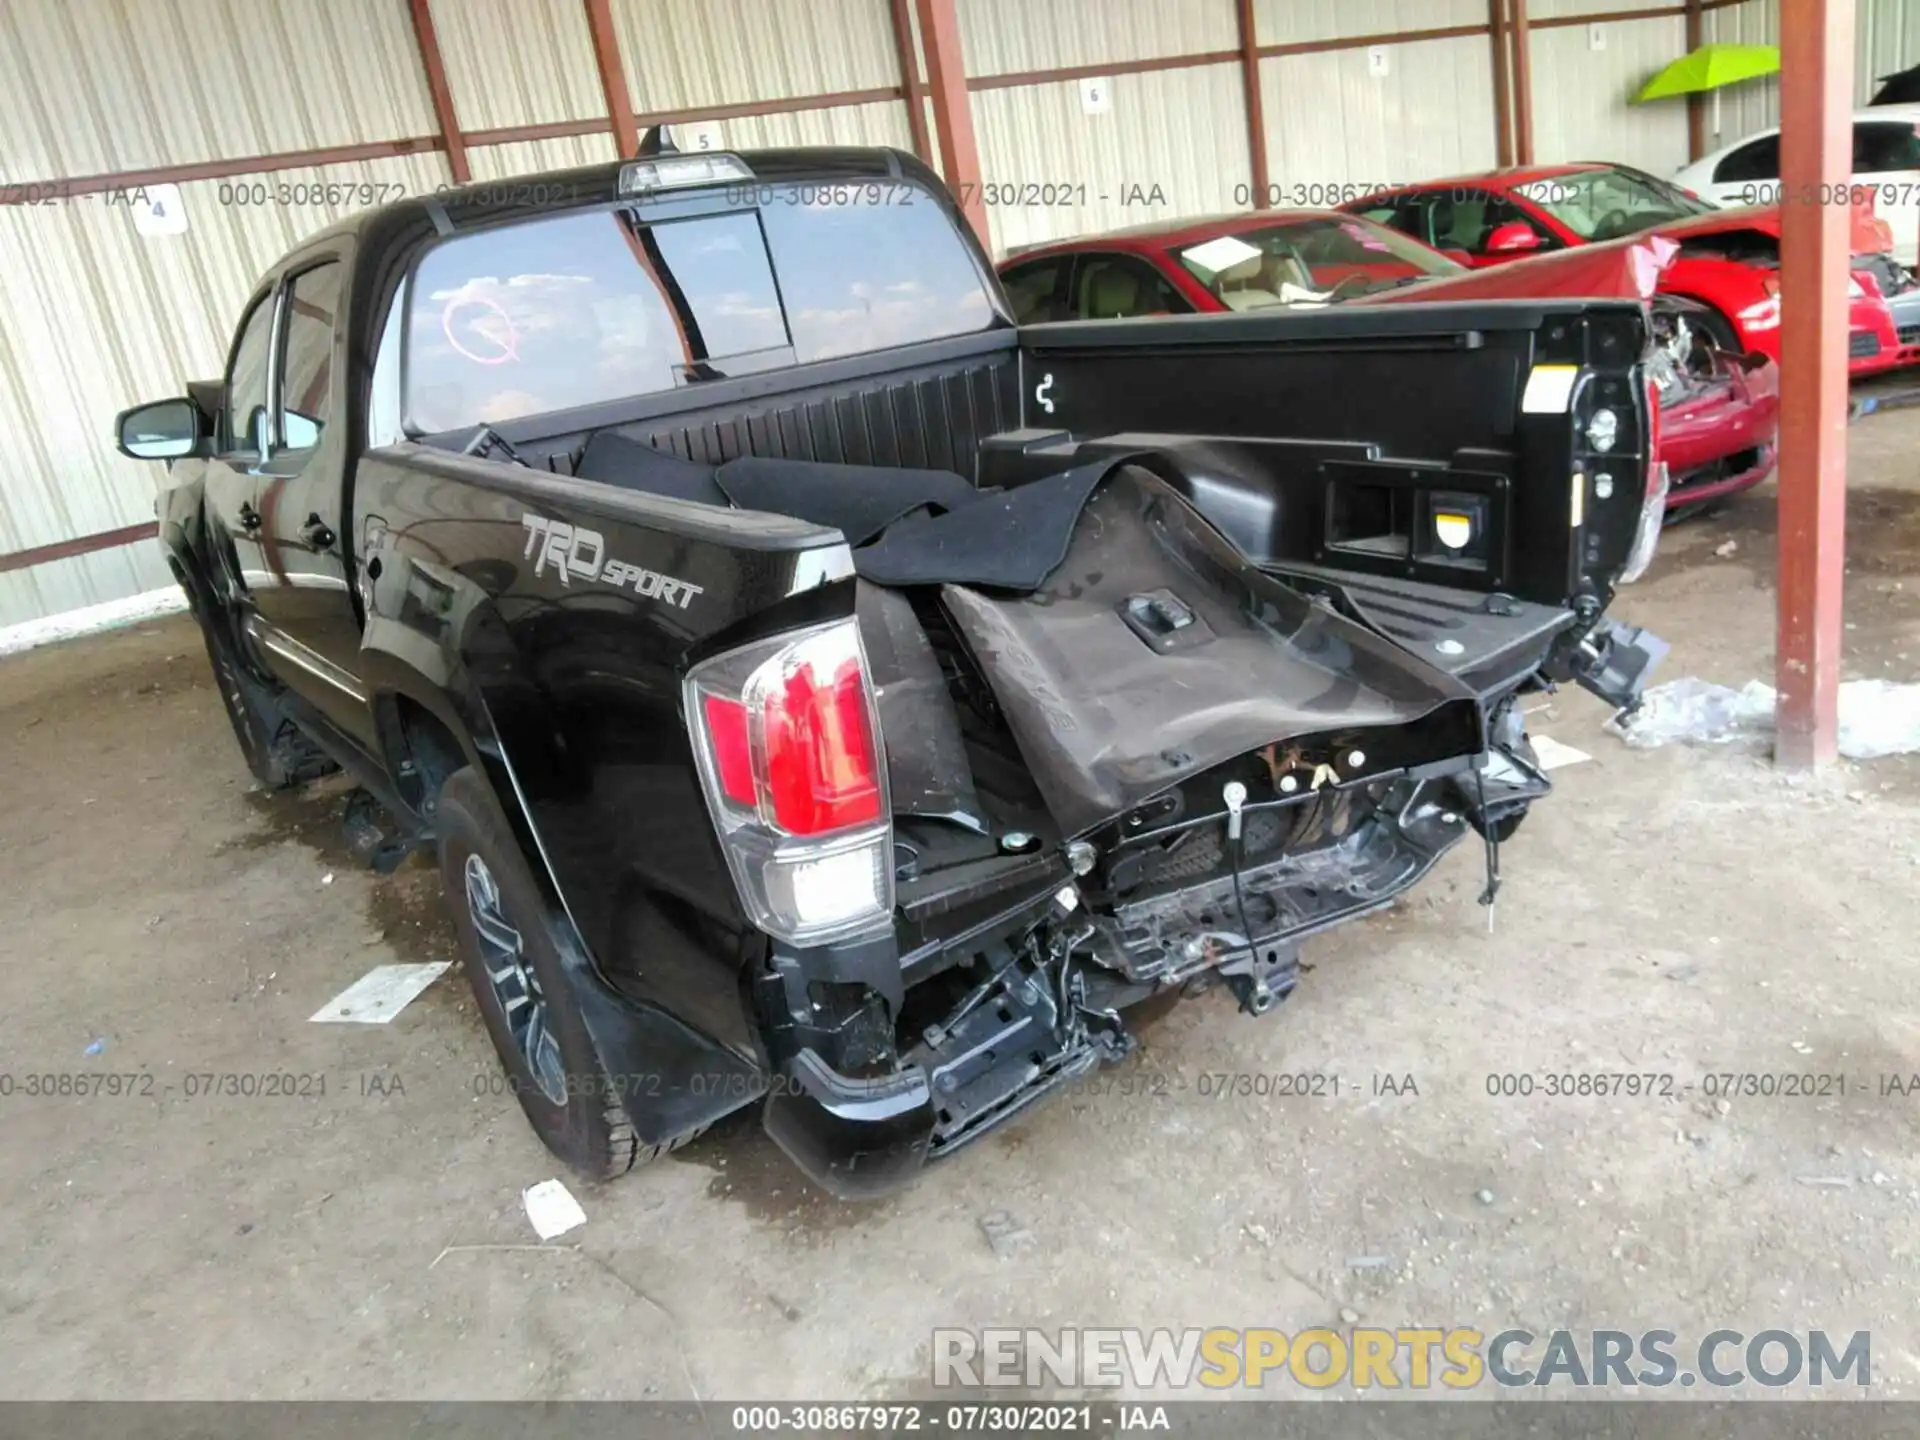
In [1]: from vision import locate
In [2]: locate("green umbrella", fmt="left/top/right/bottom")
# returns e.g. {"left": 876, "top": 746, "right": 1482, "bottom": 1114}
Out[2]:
{"left": 1635, "top": 43, "right": 1781, "bottom": 101}
{"left": 1635, "top": 43, "right": 1780, "bottom": 140}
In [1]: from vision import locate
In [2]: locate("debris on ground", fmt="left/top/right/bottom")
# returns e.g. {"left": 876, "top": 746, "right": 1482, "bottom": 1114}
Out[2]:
{"left": 1714, "top": 540, "right": 1738, "bottom": 558}
{"left": 523, "top": 1178, "right": 588, "bottom": 1239}
{"left": 308, "top": 961, "right": 451, "bottom": 1024}
{"left": 1607, "top": 677, "right": 1920, "bottom": 759}
{"left": 1530, "top": 736, "right": 1591, "bottom": 771}
{"left": 978, "top": 1211, "right": 1035, "bottom": 1257}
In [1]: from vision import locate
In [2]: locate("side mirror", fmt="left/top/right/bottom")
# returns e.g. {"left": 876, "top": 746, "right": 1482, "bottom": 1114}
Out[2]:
{"left": 1485, "top": 222, "right": 1545, "bottom": 255}
{"left": 115, "top": 397, "right": 204, "bottom": 460}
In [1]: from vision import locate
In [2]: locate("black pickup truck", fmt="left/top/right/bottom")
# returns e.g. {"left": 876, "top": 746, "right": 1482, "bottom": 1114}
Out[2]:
{"left": 116, "top": 145, "right": 1665, "bottom": 1197}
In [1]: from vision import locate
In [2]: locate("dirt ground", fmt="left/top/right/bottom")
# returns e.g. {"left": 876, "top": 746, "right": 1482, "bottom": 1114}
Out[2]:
{"left": 3, "top": 396, "right": 1919, "bottom": 1404}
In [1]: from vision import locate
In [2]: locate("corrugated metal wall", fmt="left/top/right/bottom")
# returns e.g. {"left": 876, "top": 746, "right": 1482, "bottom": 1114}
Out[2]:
{"left": 1706, "top": 0, "right": 1916, "bottom": 144}
{"left": 962, "top": 0, "right": 1243, "bottom": 253}
{"left": 1701, "top": 0, "right": 1781, "bottom": 141}
{"left": 2, "top": 0, "right": 1913, "bottom": 627}
{"left": 1256, "top": 0, "right": 1500, "bottom": 202}
{"left": 0, "top": 0, "right": 459, "bottom": 628}
{"left": 1527, "top": 0, "right": 1691, "bottom": 174}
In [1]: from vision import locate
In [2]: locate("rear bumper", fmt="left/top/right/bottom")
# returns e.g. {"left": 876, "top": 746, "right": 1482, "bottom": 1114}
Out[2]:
{"left": 762, "top": 1050, "right": 935, "bottom": 1199}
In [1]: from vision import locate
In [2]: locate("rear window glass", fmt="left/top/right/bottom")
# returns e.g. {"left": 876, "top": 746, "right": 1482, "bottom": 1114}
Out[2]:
{"left": 756, "top": 185, "right": 995, "bottom": 361}
{"left": 406, "top": 209, "right": 789, "bottom": 434}
{"left": 404, "top": 182, "right": 995, "bottom": 434}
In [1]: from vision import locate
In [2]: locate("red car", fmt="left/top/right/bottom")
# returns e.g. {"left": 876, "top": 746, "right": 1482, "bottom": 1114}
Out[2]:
{"left": 998, "top": 209, "right": 1778, "bottom": 511}
{"left": 1338, "top": 162, "right": 1920, "bottom": 377}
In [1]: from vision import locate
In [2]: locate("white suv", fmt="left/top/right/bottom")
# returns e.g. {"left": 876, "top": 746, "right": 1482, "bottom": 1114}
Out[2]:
{"left": 1672, "top": 105, "right": 1920, "bottom": 266}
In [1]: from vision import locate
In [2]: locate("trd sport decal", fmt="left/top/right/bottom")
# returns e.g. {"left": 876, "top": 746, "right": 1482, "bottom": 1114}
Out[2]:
{"left": 520, "top": 515, "right": 705, "bottom": 609}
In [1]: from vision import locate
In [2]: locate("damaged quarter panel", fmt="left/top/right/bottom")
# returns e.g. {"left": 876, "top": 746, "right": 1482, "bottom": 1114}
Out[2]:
{"left": 352, "top": 441, "right": 854, "bottom": 1141}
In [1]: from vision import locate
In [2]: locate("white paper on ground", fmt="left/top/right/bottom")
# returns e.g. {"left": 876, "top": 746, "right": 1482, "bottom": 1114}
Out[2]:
{"left": 523, "top": 1178, "right": 587, "bottom": 1239}
{"left": 1530, "top": 735, "right": 1592, "bottom": 770}
{"left": 309, "top": 961, "right": 451, "bottom": 1023}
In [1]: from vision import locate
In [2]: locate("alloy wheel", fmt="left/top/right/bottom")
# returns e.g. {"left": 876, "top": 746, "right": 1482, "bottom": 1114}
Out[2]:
{"left": 464, "top": 852, "right": 567, "bottom": 1105}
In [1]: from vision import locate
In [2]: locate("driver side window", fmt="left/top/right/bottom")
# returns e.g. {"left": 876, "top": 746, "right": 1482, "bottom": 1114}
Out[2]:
{"left": 223, "top": 293, "right": 275, "bottom": 459}
{"left": 278, "top": 261, "right": 342, "bottom": 452}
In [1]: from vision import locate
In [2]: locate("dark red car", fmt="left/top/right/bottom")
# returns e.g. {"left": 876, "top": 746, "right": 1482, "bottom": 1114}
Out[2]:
{"left": 999, "top": 209, "right": 1778, "bottom": 511}
{"left": 1338, "top": 162, "right": 1920, "bottom": 378}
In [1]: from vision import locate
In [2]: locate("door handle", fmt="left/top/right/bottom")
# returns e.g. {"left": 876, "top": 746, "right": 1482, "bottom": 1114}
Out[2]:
{"left": 298, "top": 514, "right": 336, "bottom": 550}
{"left": 237, "top": 501, "right": 263, "bottom": 533}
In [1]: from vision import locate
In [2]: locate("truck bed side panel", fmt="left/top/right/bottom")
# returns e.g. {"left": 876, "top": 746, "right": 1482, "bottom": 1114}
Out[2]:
{"left": 496, "top": 331, "right": 1020, "bottom": 483}
{"left": 351, "top": 443, "right": 854, "bottom": 1141}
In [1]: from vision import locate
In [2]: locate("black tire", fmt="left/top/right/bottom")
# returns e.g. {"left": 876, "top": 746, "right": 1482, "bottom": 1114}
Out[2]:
{"left": 184, "top": 570, "right": 335, "bottom": 790}
{"left": 435, "top": 767, "right": 700, "bottom": 1180}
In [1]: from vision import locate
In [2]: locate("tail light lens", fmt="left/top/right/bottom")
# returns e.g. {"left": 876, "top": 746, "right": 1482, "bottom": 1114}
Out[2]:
{"left": 686, "top": 618, "right": 893, "bottom": 945}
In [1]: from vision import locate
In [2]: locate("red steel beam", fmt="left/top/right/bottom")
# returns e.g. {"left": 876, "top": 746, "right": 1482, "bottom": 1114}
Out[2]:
{"left": 888, "top": 0, "right": 933, "bottom": 164}
{"left": 1490, "top": 0, "right": 1515, "bottom": 167}
{"left": 968, "top": 50, "right": 1238, "bottom": 91}
{"left": 915, "top": 0, "right": 987, "bottom": 248}
{"left": 1236, "top": 0, "right": 1271, "bottom": 208}
{"left": 1774, "top": 0, "right": 1854, "bottom": 769}
{"left": 0, "top": 137, "right": 444, "bottom": 202}
{"left": 966, "top": 23, "right": 1495, "bottom": 95}
{"left": 583, "top": 0, "right": 640, "bottom": 159}
{"left": 1684, "top": 0, "right": 1707, "bottom": 162}
{"left": 1530, "top": 5, "right": 1688, "bottom": 27}
{"left": 1257, "top": 22, "right": 1491, "bottom": 58}
{"left": 0, "top": 91, "right": 918, "bottom": 206}
{"left": 0, "top": 523, "right": 155, "bottom": 575}
{"left": 408, "top": 0, "right": 470, "bottom": 184}
{"left": 1509, "top": 0, "right": 1536, "bottom": 164}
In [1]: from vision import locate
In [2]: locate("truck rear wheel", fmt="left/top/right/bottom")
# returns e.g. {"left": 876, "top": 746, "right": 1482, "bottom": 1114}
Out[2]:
{"left": 434, "top": 767, "right": 700, "bottom": 1181}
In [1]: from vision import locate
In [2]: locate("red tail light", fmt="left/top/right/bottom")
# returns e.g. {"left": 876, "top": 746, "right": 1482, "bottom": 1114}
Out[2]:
{"left": 703, "top": 694, "right": 755, "bottom": 806}
{"left": 685, "top": 617, "right": 893, "bottom": 944}
{"left": 762, "top": 658, "right": 881, "bottom": 834}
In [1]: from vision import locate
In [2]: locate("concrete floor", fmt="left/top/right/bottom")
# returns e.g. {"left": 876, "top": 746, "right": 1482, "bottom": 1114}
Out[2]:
{"left": 3, "top": 400, "right": 1919, "bottom": 1402}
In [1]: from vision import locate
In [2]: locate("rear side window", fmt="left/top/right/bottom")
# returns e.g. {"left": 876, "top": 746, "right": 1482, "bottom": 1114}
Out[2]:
{"left": 1715, "top": 135, "right": 1780, "bottom": 184}
{"left": 405, "top": 184, "right": 994, "bottom": 434}
{"left": 225, "top": 294, "right": 275, "bottom": 455}
{"left": 1854, "top": 122, "right": 1920, "bottom": 172}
